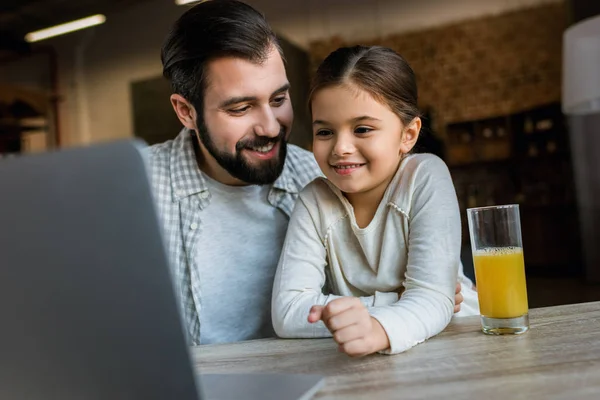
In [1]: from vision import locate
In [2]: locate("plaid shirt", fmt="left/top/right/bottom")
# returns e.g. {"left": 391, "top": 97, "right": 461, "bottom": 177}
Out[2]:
{"left": 146, "top": 128, "right": 321, "bottom": 345}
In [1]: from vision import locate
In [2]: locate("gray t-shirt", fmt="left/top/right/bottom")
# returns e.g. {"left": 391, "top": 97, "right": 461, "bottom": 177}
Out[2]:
{"left": 195, "top": 173, "right": 288, "bottom": 344}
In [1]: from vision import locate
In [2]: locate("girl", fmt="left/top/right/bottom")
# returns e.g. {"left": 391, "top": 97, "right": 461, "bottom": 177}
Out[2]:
{"left": 271, "top": 45, "right": 479, "bottom": 356}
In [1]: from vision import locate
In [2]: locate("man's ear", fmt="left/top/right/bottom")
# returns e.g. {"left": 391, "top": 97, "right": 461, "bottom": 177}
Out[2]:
{"left": 170, "top": 94, "right": 197, "bottom": 130}
{"left": 400, "top": 117, "right": 421, "bottom": 155}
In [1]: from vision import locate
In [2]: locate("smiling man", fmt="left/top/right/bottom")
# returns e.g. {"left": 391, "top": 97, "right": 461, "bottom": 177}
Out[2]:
{"left": 148, "top": 0, "right": 321, "bottom": 345}
{"left": 147, "top": 0, "right": 468, "bottom": 346}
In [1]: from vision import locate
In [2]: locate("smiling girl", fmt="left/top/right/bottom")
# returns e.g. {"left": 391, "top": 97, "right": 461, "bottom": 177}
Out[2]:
{"left": 271, "top": 45, "right": 479, "bottom": 356}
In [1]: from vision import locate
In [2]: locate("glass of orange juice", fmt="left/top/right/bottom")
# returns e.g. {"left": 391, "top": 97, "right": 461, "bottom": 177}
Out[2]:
{"left": 467, "top": 204, "right": 529, "bottom": 335}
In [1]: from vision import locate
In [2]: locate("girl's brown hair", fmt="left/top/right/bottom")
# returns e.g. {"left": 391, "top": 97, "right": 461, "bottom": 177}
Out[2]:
{"left": 309, "top": 45, "right": 420, "bottom": 126}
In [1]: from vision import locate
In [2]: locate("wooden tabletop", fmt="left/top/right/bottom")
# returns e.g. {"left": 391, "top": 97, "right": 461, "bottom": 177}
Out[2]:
{"left": 192, "top": 301, "right": 600, "bottom": 399}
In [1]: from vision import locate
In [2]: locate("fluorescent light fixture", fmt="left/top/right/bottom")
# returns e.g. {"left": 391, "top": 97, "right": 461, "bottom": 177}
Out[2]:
{"left": 175, "top": 0, "right": 205, "bottom": 5}
{"left": 25, "top": 14, "right": 106, "bottom": 43}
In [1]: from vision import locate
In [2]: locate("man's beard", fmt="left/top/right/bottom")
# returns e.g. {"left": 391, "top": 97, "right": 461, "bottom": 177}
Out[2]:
{"left": 196, "top": 122, "right": 288, "bottom": 185}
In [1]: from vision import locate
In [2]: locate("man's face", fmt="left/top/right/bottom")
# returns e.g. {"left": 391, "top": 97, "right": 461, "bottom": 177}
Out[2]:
{"left": 197, "top": 45, "right": 293, "bottom": 185}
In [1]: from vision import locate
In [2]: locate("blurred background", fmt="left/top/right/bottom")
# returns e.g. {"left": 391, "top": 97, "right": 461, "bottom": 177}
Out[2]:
{"left": 1, "top": 0, "right": 599, "bottom": 307}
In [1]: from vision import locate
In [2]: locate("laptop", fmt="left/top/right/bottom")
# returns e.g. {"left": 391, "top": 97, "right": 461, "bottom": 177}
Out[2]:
{"left": 0, "top": 140, "right": 324, "bottom": 400}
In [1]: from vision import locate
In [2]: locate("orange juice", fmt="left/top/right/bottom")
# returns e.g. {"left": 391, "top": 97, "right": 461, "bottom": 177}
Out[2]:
{"left": 473, "top": 247, "right": 528, "bottom": 318}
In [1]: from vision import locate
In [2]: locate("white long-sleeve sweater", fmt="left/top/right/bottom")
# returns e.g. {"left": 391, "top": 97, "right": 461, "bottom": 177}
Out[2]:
{"left": 271, "top": 153, "right": 479, "bottom": 354}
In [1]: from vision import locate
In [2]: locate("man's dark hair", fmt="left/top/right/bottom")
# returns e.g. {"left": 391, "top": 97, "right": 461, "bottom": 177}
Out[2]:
{"left": 161, "top": 0, "right": 283, "bottom": 123}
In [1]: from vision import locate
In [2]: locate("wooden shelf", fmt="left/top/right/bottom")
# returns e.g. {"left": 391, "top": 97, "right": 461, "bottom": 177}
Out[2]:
{"left": 446, "top": 102, "right": 580, "bottom": 275}
{"left": 448, "top": 158, "right": 512, "bottom": 170}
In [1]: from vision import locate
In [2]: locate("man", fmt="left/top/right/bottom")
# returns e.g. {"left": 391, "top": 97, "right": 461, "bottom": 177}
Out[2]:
{"left": 148, "top": 0, "right": 467, "bottom": 346}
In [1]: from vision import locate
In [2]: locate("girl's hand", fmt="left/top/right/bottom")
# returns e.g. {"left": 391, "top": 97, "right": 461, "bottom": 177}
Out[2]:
{"left": 454, "top": 282, "right": 464, "bottom": 313}
{"left": 308, "top": 297, "right": 390, "bottom": 357}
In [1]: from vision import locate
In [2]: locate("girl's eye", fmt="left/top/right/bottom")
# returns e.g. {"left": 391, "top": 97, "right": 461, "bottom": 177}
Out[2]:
{"left": 355, "top": 126, "right": 373, "bottom": 134}
{"left": 315, "top": 129, "right": 333, "bottom": 137}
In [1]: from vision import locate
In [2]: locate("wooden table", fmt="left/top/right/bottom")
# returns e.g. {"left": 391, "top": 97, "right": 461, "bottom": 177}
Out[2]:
{"left": 193, "top": 302, "right": 600, "bottom": 399}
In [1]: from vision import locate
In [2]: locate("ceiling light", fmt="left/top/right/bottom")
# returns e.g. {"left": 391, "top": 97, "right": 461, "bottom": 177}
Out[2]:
{"left": 25, "top": 14, "right": 106, "bottom": 43}
{"left": 175, "top": 0, "right": 205, "bottom": 5}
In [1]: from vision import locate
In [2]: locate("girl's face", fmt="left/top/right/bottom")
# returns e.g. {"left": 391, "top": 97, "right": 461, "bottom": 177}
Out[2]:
{"left": 311, "top": 84, "right": 420, "bottom": 202}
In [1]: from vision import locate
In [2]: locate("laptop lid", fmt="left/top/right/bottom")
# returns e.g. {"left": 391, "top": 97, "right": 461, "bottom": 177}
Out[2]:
{"left": 0, "top": 140, "right": 202, "bottom": 399}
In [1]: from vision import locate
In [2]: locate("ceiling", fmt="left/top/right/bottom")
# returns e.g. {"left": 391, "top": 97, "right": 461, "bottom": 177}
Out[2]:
{"left": 0, "top": 0, "right": 147, "bottom": 55}
{"left": 0, "top": 0, "right": 589, "bottom": 58}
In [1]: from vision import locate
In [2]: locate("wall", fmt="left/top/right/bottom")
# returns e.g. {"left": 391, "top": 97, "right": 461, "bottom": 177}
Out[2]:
{"left": 0, "top": 52, "right": 52, "bottom": 91}
{"left": 279, "top": 38, "right": 312, "bottom": 149}
{"left": 0, "top": 51, "right": 57, "bottom": 150}
{"left": 309, "top": 2, "right": 568, "bottom": 135}
{"left": 254, "top": 0, "right": 562, "bottom": 49}
{"left": 46, "top": 0, "right": 184, "bottom": 147}
{"left": 9, "top": 0, "right": 564, "bottom": 147}
{"left": 569, "top": 0, "right": 600, "bottom": 23}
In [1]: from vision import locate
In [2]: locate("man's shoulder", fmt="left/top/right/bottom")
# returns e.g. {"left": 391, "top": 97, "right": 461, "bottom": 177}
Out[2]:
{"left": 145, "top": 139, "right": 175, "bottom": 165}
{"left": 283, "top": 144, "right": 323, "bottom": 190}
{"left": 141, "top": 139, "right": 179, "bottom": 201}
{"left": 286, "top": 144, "right": 317, "bottom": 165}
